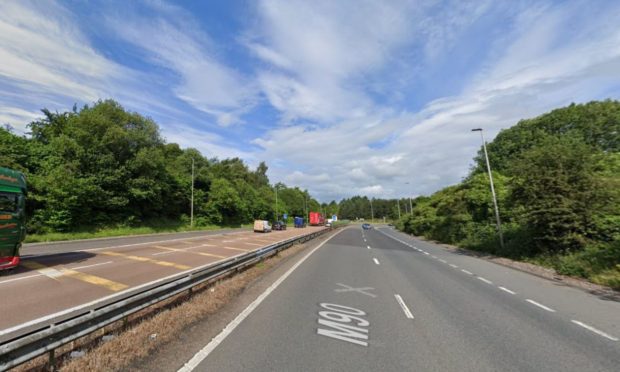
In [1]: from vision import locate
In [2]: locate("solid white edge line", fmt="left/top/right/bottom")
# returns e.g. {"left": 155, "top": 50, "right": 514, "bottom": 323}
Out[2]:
{"left": 461, "top": 269, "right": 473, "bottom": 275}
{"left": 373, "top": 258, "right": 380, "bottom": 265}
{"left": 526, "top": 299, "right": 556, "bottom": 312}
{"left": 498, "top": 286, "right": 516, "bottom": 295}
{"left": 477, "top": 277, "right": 493, "bottom": 285}
{"left": 177, "top": 229, "right": 342, "bottom": 372}
{"left": 70, "top": 261, "right": 113, "bottom": 271}
{"left": 394, "top": 294, "right": 414, "bottom": 319}
{"left": 571, "top": 320, "right": 619, "bottom": 341}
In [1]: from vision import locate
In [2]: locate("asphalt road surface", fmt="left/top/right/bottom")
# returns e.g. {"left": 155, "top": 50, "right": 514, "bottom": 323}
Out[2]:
{"left": 183, "top": 226, "right": 620, "bottom": 372}
{"left": 0, "top": 226, "right": 325, "bottom": 342}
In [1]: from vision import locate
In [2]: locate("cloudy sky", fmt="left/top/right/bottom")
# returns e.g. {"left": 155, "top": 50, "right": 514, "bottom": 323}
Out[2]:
{"left": 2, "top": 0, "right": 620, "bottom": 201}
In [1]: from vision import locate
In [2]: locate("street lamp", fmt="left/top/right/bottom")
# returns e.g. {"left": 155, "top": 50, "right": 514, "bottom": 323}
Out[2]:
{"left": 471, "top": 128, "right": 505, "bottom": 250}
{"left": 190, "top": 157, "right": 194, "bottom": 227}
{"left": 405, "top": 182, "right": 413, "bottom": 213}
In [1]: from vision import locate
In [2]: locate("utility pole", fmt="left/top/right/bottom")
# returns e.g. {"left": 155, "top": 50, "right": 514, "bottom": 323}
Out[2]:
{"left": 472, "top": 128, "right": 505, "bottom": 250}
{"left": 397, "top": 199, "right": 401, "bottom": 219}
{"left": 190, "top": 157, "right": 194, "bottom": 227}
{"left": 275, "top": 185, "right": 278, "bottom": 221}
{"left": 369, "top": 198, "right": 374, "bottom": 223}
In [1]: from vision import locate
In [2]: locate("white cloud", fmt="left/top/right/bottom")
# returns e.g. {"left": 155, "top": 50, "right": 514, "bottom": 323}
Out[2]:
{"left": 107, "top": 6, "right": 256, "bottom": 127}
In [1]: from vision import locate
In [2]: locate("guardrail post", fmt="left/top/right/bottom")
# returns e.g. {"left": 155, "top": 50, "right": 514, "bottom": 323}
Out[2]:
{"left": 47, "top": 349, "right": 55, "bottom": 372}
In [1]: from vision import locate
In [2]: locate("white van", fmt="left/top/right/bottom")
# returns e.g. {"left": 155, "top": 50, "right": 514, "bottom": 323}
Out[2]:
{"left": 253, "top": 220, "right": 272, "bottom": 233}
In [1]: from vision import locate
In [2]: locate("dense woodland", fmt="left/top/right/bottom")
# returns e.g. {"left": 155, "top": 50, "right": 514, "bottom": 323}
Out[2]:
{"left": 343, "top": 101, "right": 620, "bottom": 288}
{"left": 0, "top": 100, "right": 330, "bottom": 232}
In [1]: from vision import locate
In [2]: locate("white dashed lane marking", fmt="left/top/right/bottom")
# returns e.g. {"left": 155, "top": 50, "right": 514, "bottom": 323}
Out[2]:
{"left": 526, "top": 299, "right": 556, "bottom": 312}
{"left": 571, "top": 320, "right": 619, "bottom": 341}
{"left": 373, "top": 258, "right": 380, "bottom": 265}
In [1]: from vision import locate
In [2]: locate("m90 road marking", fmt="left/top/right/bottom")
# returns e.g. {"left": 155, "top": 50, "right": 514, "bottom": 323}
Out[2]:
{"left": 317, "top": 303, "right": 369, "bottom": 346}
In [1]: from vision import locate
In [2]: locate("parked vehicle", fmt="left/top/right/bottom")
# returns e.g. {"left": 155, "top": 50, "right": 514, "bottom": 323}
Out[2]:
{"left": 294, "top": 217, "right": 305, "bottom": 228}
{"left": 309, "top": 212, "right": 325, "bottom": 226}
{"left": 362, "top": 223, "right": 372, "bottom": 230}
{"left": 0, "top": 167, "right": 27, "bottom": 270}
{"left": 273, "top": 221, "right": 287, "bottom": 230}
{"left": 253, "top": 220, "right": 272, "bottom": 233}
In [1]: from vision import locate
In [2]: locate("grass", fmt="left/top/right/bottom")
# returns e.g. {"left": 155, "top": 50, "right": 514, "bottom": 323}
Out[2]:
{"left": 25, "top": 222, "right": 252, "bottom": 244}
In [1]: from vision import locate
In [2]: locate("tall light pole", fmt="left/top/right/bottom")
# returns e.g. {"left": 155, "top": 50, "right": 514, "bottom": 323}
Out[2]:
{"left": 472, "top": 128, "right": 505, "bottom": 250}
{"left": 190, "top": 157, "right": 194, "bottom": 227}
{"left": 369, "top": 198, "right": 374, "bottom": 223}
{"left": 397, "top": 199, "right": 401, "bottom": 219}
{"left": 405, "top": 182, "right": 413, "bottom": 213}
{"left": 275, "top": 184, "right": 279, "bottom": 221}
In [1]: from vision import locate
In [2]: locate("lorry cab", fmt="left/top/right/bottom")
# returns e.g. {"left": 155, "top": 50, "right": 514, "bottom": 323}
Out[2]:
{"left": 0, "top": 167, "right": 27, "bottom": 270}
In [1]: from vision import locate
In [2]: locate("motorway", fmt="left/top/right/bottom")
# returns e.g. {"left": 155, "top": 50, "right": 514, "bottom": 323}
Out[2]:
{"left": 0, "top": 226, "right": 325, "bottom": 342}
{"left": 181, "top": 226, "right": 620, "bottom": 372}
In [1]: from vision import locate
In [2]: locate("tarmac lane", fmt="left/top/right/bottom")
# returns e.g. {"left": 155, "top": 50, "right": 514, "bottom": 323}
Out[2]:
{"left": 0, "top": 226, "right": 326, "bottom": 341}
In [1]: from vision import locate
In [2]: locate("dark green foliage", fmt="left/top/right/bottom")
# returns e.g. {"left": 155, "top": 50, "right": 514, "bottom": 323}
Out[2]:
{"left": 0, "top": 100, "right": 321, "bottom": 232}
{"left": 396, "top": 100, "right": 620, "bottom": 288}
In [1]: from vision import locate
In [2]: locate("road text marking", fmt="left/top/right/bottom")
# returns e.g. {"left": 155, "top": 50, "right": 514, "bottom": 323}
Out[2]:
{"left": 571, "top": 320, "right": 619, "bottom": 341}
{"left": 317, "top": 303, "right": 369, "bottom": 346}
{"left": 526, "top": 299, "right": 556, "bottom": 312}
{"left": 394, "top": 294, "right": 414, "bottom": 319}
{"left": 177, "top": 229, "right": 343, "bottom": 372}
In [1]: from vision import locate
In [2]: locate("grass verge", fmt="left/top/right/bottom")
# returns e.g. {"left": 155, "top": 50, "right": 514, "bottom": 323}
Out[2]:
{"left": 25, "top": 223, "right": 252, "bottom": 244}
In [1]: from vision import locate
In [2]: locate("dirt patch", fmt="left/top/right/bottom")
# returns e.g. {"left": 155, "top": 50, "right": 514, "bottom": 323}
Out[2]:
{"left": 411, "top": 234, "right": 620, "bottom": 301}
{"left": 10, "top": 232, "right": 332, "bottom": 372}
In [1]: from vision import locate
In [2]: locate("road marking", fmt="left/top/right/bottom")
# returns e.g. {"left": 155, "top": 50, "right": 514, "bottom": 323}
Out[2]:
{"left": 526, "top": 299, "right": 556, "bottom": 312}
{"left": 221, "top": 246, "right": 250, "bottom": 252}
{"left": 100, "top": 251, "right": 191, "bottom": 270}
{"left": 477, "top": 277, "right": 493, "bottom": 285}
{"left": 394, "top": 294, "right": 414, "bottom": 319}
{"left": 367, "top": 245, "right": 371, "bottom": 250}
{"left": 0, "top": 272, "right": 43, "bottom": 285}
{"left": 461, "top": 269, "right": 473, "bottom": 275}
{"left": 449, "top": 264, "right": 458, "bottom": 268}
{"left": 61, "top": 268, "right": 128, "bottom": 291}
{"left": 571, "top": 320, "right": 619, "bottom": 341}
{"left": 242, "top": 242, "right": 264, "bottom": 246}
{"left": 423, "top": 252, "right": 429, "bottom": 255}
{"left": 178, "top": 229, "right": 343, "bottom": 372}
{"left": 21, "top": 260, "right": 127, "bottom": 291}
{"left": 439, "top": 259, "right": 447, "bottom": 263}
{"left": 499, "top": 286, "right": 516, "bottom": 295}
{"left": 153, "top": 245, "right": 227, "bottom": 259}
{"left": 431, "top": 255, "right": 437, "bottom": 259}
{"left": 373, "top": 258, "right": 380, "bottom": 265}
{"left": 20, "top": 261, "right": 64, "bottom": 279}
{"left": 334, "top": 283, "right": 376, "bottom": 298}
{"left": 317, "top": 303, "right": 369, "bottom": 346}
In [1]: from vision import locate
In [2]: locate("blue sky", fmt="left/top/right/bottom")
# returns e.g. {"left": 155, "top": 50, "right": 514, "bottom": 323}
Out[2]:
{"left": 1, "top": 0, "right": 620, "bottom": 201}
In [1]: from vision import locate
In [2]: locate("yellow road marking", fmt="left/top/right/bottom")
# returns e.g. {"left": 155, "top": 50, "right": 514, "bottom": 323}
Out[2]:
{"left": 61, "top": 269, "right": 128, "bottom": 291}
{"left": 100, "top": 251, "right": 191, "bottom": 270}
{"left": 152, "top": 246, "right": 227, "bottom": 259}
{"left": 21, "top": 261, "right": 127, "bottom": 291}
{"left": 221, "top": 246, "right": 250, "bottom": 252}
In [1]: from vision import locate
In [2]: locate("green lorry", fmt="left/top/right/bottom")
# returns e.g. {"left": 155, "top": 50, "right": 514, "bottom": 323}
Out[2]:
{"left": 0, "top": 167, "right": 27, "bottom": 270}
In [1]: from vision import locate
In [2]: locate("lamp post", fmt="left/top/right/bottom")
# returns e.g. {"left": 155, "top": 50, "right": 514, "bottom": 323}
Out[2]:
{"left": 405, "top": 182, "right": 413, "bottom": 213}
{"left": 471, "top": 128, "right": 505, "bottom": 250}
{"left": 190, "top": 157, "right": 194, "bottom": 227}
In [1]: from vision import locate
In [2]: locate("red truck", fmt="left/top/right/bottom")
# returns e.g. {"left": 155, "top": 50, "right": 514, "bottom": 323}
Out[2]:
{"left": 309, "top": 212, "right": 325, "bottom": 226}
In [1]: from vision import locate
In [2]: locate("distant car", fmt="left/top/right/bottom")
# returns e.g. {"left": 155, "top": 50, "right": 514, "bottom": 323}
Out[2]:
{"left": 362, "top": 223, "right": 372, "bottom": 230}
{"left": 273, "top": 221, "right": 287, "bottom": 230}
{"left": 387, "top": 223, "right": 394, "bottom": 227}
